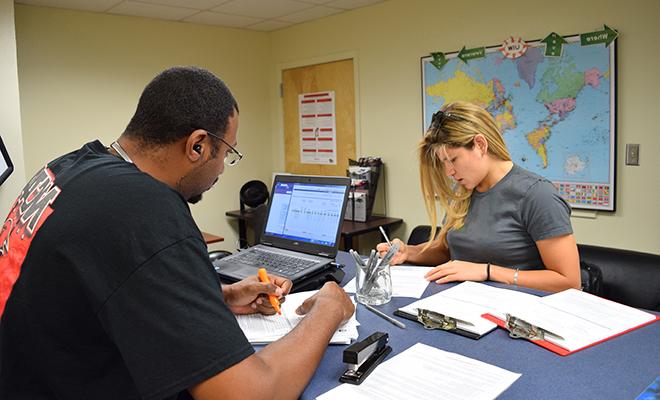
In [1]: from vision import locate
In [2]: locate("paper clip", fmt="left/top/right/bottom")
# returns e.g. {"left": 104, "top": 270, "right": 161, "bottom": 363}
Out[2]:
{"left": 416, "top": 308, "right": 474, "bottom": 331}
{"left": 505, "top": 314, "right": 565, "bottom": 341}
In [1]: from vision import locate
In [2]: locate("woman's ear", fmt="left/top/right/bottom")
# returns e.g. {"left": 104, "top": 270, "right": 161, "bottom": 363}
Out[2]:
{"left": 474, "top": 134, "right": 488, "bottom": 156}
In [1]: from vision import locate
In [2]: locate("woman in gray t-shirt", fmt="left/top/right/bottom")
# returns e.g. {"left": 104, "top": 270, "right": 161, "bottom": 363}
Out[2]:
{"left": 377, "top": 101, "right": 580, "bottom": 292}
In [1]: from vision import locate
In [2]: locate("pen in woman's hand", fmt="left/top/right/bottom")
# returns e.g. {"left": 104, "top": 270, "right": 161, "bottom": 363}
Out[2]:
{"left": 378, "top": 226, "right": 393, "bottom": 246}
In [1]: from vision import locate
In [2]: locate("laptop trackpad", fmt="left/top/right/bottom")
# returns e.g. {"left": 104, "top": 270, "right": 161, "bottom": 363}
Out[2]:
{"left": 214, "top": 261, "right": 254, "bottom": 281}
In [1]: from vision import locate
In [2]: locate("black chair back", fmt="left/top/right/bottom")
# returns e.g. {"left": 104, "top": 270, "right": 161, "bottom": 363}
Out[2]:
{"left": 578, "top": 244, "right": 660, "bottom": 311}
{"left": 407, "top": 225, "right": 441, "bottom": 245}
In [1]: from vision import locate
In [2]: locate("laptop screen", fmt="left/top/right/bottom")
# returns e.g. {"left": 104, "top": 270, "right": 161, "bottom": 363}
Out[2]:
{"left": 264, "top": 180, "right": 347, "bottom": 247}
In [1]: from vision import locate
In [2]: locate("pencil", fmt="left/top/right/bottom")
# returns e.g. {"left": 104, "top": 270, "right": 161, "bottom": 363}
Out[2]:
{"left": 257, "top": 268, "right": 281, "bottom": 315}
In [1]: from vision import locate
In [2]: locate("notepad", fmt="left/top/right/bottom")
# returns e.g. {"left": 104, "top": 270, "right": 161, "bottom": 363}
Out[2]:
{"left": 234, "top": 290, "right": 359, "bottom": 345}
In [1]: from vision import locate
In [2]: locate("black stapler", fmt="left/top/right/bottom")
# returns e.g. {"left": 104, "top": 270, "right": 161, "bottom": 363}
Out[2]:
{"left": 339, "top": 332, "right": 392, "bottom": 385}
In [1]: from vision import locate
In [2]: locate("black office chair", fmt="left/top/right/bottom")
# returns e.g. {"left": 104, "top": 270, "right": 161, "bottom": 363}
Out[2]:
{"left": 209, "top": 180, "right": 269, "bottom": 263}
{"left": 246, "top": 203, "right": 268, "bottom": 245}
{"left": 407, "top": 225, "right": 441, "bottom": 246}
{"left": 209, "top": 250, "right": 232, "bottom": 263}
{"left": 238, "top": 180, "right": 269, "bottom": 248}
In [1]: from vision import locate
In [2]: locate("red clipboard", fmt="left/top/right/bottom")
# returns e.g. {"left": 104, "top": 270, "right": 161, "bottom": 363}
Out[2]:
{"left": 482, "top": 313, "right": 660, "bottom": 356}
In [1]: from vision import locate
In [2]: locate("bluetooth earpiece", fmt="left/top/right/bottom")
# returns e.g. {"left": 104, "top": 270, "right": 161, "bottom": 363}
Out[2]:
{"left": 193, "top": 144, "right": 202, "bottom": 154}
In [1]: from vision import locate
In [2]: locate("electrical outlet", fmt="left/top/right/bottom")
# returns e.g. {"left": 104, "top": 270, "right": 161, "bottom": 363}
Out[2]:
{"left": 625, "top": 144, "right": 640, "bottom": 166}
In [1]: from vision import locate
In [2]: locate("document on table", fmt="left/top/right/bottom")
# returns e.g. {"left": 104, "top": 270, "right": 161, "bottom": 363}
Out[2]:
{"left": 500, "top": 288, "right": 659, "bottom": 353}
{"left": 235, "top": 290, "right": 359, "bottom": 345}
{"left": 396, "top": 281, "right": 539, "bottom": 336}
{"left": 317, "top": 343, "right": 521, "bottom": 400}
{"left": 343, "top": 265, "right": 430, "bottom": 298}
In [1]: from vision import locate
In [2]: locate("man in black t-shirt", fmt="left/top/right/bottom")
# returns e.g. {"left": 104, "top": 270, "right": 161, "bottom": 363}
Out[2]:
{"left": 0, "top": 66, "right": 354, "bottom": 400}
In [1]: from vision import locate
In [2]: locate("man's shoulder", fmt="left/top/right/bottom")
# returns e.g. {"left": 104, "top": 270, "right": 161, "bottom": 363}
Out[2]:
{"left": 46, "top": 141, "right": 190, "bottom": 220}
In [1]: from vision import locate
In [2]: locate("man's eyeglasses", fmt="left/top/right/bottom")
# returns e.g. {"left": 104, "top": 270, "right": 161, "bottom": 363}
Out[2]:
{"left": 205, "top": 130, "right": 243, "bottom": 166}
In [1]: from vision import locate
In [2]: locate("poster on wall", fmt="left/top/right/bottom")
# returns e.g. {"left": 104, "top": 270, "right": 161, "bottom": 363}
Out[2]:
{"left": 298, "top": 91, "right": 337, "bottom": 165}
{"left": 421, "top": 32, "right": 617, "bottom": 211}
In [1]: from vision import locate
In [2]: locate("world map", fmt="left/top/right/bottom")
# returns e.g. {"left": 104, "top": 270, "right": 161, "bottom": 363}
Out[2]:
{"left": 422, "top": 38, "right": 615, "bottom": 210}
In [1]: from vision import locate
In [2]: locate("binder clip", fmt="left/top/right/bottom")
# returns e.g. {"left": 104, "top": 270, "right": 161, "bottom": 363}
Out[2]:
{"left": 417, "top": 308, "right": 473, "bottom": 331}
{"left": 505, "top": 314, "right": 564, "bottom": 341}
{"left": 339, "top": 331, "right": 392, "bottom": 385}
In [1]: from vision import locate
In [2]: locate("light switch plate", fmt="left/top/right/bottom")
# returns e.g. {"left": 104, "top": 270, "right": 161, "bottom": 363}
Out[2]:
{"left": 625, "top": 144, "right": 640, "bottom": 166}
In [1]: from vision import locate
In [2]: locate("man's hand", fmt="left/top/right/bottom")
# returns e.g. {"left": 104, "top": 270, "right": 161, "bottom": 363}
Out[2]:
{"left": 223, "top": 274, "right": 292, "bottom": 315}
{"left": 423, "top": 260, "right": 487, "bottom": 284}
{"left": 295, "top": 282, "right": 355, "bottom": 323}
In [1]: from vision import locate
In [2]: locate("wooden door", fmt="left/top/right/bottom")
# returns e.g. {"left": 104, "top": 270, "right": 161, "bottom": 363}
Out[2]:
{"left": 282, "top": 59, "right": 356, "bottom": 176}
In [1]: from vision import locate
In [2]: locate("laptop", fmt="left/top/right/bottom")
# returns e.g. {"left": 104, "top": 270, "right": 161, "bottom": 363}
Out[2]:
{"left": 214, "top": 174, "right": 350, "bottom": 284}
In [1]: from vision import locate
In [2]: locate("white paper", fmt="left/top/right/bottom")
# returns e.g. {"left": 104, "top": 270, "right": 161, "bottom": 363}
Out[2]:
{"left": 510, "top": 288, "right": 658, "bottom": 352}
{"left": 298, "top": 92, "right": 337, "bottom": 165}
{"left": 343, "top": 265, "right": 430, "bottom": 298}
{"left": 436, "top": 281, "right": 540, "bottom": 318}
{"left": 398, "top": 294, "right": 497, "bottom": 336}
{"left": 317, "top": 343, "right": 521, "bottom": 400}
{"left": 396, "top": 281, "right": 533, "bottom": 335}
{"left": 431, "top": 283, "right": 658, "bottom": 352}
{"left": 235, "top": 290, "right": 358, "bottom": 345}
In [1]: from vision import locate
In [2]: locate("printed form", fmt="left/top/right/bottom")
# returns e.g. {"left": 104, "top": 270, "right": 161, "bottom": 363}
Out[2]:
{"left": 318, "top": 343, "right": 520, "bottom": 400}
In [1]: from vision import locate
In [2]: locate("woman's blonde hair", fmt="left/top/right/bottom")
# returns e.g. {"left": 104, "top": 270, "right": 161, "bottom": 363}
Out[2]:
{"left": 418, "top": 101, "right": 511, "bottom": 248}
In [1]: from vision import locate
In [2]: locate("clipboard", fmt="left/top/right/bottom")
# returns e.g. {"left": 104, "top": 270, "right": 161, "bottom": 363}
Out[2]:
{"left": 394, "top": 308, "right": 485, "bottom": 340}
{"left": 482, "top": 312, "right": 660, "bottom": 356}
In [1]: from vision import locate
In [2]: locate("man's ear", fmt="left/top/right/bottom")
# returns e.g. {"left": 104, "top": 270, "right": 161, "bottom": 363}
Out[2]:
{"left": 186, "top": 129, "right": 208, "bottom": 161}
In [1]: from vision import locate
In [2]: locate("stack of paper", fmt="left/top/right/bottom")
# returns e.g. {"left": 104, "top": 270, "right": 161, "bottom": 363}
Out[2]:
{"left": 318, "top": 343, "right": 521, "bottom": 400}
{"left": 396, "top": 281, "right": 538, "bottom": 337}
{"left": 235, "top": 290, "right": 359, "bottom": 345}
{"left": 487, "top": 288, "right": 659, "bottom": 354}
{"left": 407, "top": 282, "right": 659, "bottom": 354}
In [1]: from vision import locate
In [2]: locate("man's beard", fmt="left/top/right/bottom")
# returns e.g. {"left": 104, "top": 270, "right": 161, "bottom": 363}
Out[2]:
{"left": 187, "top": 193, "right": 203, "bottom": 204}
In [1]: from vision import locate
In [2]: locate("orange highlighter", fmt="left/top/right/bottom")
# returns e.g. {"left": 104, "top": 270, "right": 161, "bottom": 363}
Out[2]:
{"left": 257, "top": 268, "right": 281, "bottom": 315}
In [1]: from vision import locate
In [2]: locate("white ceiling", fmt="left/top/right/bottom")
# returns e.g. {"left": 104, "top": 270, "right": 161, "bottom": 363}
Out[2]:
{"left": 15, "top": 0, "right": 387, "bottom": 31}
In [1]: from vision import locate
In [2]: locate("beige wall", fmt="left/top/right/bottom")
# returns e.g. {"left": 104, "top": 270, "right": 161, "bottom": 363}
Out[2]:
{"left": 14, "top": 5, "right": 274, "bottom": 252}
{"left": 269, "top": 0, "right": 660, "bottom": 254}
{"left": 12, "top": 0, "right": 660, "bottom": 255}
{"left": 0, "top": 0, "right": 27, "bottom": 214}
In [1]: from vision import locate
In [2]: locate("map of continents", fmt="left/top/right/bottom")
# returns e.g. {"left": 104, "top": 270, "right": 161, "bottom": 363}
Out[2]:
{"left": 423, "top": 42, "right": 613, "bottom": 200}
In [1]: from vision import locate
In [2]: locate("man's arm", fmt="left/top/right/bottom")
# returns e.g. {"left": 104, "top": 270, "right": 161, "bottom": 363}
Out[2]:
{"left": 189, "top": 282, "right": 354, "bottom": 400}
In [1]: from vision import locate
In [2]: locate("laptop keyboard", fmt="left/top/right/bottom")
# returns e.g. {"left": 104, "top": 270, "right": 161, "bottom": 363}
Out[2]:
{"left": 231, "top": 249, "right": 319, "bottom": 276}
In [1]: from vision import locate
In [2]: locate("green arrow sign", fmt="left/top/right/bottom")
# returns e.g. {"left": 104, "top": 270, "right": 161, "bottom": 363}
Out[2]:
{"left": 541, "top": 32, "right": 567, "bottom": 57}
{"left": 581, "top": 25, "right": 618, "bottom": 47}
{"left": 457, "top": 46, "right": 485, "bottom": 63}
{"left": 430, "top": 52, "right": 448, "bottom": 70}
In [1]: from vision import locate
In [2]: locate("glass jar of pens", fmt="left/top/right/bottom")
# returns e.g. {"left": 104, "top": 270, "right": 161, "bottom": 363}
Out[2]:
{"left": 349, "top": 242, "right": 398, "bottom": 306}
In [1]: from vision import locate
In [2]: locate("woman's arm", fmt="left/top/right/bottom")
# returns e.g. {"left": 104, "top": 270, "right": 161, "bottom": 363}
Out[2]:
{"left": 501, "top": 233, "right": 581, "bottom": 292}
{"left": 376, "top": 237, "right": 450, "bottom": 266}
{"left": 424, "top": 234, "right": 581, "bottom": 293}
